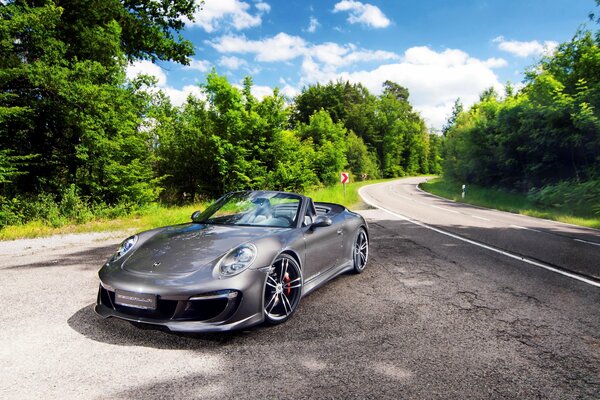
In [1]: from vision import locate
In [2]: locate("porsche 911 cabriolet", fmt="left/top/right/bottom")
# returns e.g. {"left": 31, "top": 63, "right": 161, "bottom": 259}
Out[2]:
{"left": 95, "top": 190, "right": 369, "bottom": 332}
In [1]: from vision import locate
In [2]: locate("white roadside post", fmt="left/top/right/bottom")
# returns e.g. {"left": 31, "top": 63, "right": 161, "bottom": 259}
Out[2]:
{"left": 341, "top": 172, "right": 349, "bottom": 197}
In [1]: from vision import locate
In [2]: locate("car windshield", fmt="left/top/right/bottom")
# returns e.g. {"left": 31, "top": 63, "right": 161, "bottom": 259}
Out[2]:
{"left": 194, "top": 192, "right": 301, "bottom": 228}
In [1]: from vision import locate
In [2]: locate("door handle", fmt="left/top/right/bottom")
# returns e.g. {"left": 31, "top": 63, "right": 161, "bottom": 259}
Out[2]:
{"left": 337, "top": 229, "right": 343, "bottom": 235}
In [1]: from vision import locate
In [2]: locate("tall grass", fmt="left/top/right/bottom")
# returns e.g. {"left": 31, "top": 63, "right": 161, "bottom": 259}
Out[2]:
{"left": 421, "top": 177, "right": 600, "bottom": 229}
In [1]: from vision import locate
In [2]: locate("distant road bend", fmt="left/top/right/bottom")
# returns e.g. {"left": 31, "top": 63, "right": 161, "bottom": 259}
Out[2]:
{"left": 360, "top": 177, "right": 600, "bottom": 286}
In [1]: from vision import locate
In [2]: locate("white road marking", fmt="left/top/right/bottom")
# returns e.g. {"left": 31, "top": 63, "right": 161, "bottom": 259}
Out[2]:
{"left": 509, "top": 224, "right": 543, "bottom": 233}
{"left": 359, "top": 186, "right": 600, "bottom": 288}
{"left": 574, "top": 238, "right": 600, "bottom": 247}
{"left": 471, "top": 215, "right": 490, "bottom": 221}
{"left": 431, "top": 205, "right": 460, "bottom": 214}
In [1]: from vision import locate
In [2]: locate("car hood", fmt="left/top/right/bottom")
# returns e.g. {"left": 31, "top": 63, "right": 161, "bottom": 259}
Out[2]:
{"left": 122, "top": 223, "right": 281, "bottom": 276}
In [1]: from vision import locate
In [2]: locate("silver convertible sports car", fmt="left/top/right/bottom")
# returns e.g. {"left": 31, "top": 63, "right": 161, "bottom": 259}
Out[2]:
{"left": 96, "top": 190, "right": 369, "bottom": 332}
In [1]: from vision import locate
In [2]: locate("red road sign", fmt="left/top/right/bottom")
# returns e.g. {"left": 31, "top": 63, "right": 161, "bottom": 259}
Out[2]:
{"left": 341, "top": 172, "right": 349, "bottom": 184}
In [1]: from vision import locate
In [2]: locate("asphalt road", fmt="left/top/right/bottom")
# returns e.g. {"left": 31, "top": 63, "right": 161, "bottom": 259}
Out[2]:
{"left": 0, "top": 180, "right": 598, "bottom": 399}
{"left": 360, "top": 177, "right": 600, "bottom": 282}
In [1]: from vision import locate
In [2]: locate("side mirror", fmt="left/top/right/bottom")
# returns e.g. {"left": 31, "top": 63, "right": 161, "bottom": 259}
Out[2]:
{"left": 191, "top": 210, "right": 202, "bottom": 221}
{"left": 310, "top": 216, "right": 332, "bottom": 230}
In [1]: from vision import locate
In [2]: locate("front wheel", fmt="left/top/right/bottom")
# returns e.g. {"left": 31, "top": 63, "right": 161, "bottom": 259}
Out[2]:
{"left": 352, "top": 228, "right": 369, "bottom": 273}
{"left": 263, "top": 254, "right": 303, "bottom": 325}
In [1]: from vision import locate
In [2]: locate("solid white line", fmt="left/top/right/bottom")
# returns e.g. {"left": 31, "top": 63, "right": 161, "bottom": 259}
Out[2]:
{"left": 509, "top": 224, "right": 543, "bottom": 233}
{"left": 359, "top": 185, "right": 600, "bottom": 288}
{"left": 431, "top": 205, "right": 460, "bottom": 214}
{"left": 415, "top": 183, "right": 600, "bottom": 233}
{"left": 471, "top": 215, "right": 490, "bottom": 221}
{"left": 574, "top": 238, "right": 600, "bottom": 247}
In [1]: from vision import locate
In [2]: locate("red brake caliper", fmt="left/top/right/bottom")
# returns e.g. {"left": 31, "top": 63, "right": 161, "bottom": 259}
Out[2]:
{"left": 283, "top": 272, "right": 291, "bottom": 295}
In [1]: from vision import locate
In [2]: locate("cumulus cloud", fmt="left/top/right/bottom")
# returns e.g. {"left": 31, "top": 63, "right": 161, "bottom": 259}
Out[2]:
{"left": 208, "top": 32, "right": 399, "bottom": 68}
{"left": 126, "top": 61, "right": 205, "bottom": 106}
{"left": 184, "top": 0, "right": 270, "bottom": 33}
{"left": 255, "top": 2, "right": 271, "bottom": 12}
{"left": 333, "top": 1, "right": 391, "bottom": 28}
{"left": 209, "top": 33, "right": 307, "bottom": 62}
{"left": 328, "top": 47, "right": 505, "bottom": 129}
{"left": 126, "top": 60, "right": 168, "bottom": 86}
{"left": 493, "top": 36, "right": 559, "bottom": 57}
{"left": 219, "top": 56, "right": 247, "bottom": 70}
{"left": 185, "top": 59, "right": 211, "bottom": 72}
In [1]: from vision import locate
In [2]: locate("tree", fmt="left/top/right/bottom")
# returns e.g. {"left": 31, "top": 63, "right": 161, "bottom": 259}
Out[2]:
{"left": 442, "top": 98, "right": 464, "bottom": 136}
{"left": 346, "top": 131, "right": 380, "bottom": 180}
{"left": 298, "top": 110, "right": 348, "bottom": 185}
{"left": 0, "top": 0, "right": 199, "bottom": 206}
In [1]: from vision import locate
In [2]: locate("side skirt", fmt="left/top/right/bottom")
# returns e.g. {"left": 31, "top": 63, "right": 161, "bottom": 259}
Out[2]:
{"left": 302, "top": 260, "right": 354, "bottom": 297}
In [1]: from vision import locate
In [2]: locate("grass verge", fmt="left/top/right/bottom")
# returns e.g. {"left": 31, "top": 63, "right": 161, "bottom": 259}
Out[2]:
{"left": 420, "top": 177, "right": 600, "bottom": 230}
{"left": 0, "top": 203, "right": 206, "bottom": 241}
{"left": 0, "top": 178, "right": 394, "bottom": 240}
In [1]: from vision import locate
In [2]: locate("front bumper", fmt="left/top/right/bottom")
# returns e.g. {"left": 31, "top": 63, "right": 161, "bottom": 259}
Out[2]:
{"left": 95, "top": 267, "right": 269, "bottom": 332}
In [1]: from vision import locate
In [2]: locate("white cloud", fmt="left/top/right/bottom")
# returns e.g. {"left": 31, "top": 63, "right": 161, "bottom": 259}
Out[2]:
{"left": 165, "top": 85, "right": 206, "bottom": 106}
{"left": 209, "top": 33, "right": 307, "bottom": 62}
{"left": 307, "top": 17, "right": 320, "bottom": 33}
{"left": 493, "top": 36, "right": 559, "bottom": 58}
{"left": 280, "top": 84, "right": 300, "bottom": 99}
{"left": 184, "top": 0, "right": 270, "bottom": 33}
{"left": 250, "top": 85, "right": 274, "bottom": 100}
{"left": 126, "top": 60, "right": 167, "bottom": 86}
{"left": 219, "top": 56, "right": 247, "bottom": 70}
{"left": 185, "top": 59, "right": 211, "bottom": 72}
{"left": 255, "top": 2, "right": 271, "bottom": 12}
{"left": 126, "top": 61, "right": 205, "bottom": 107}
{"left": 301, "top": 46, "right": 506, "bottom": 129}
{"left": 483, "top": 57, "right": 508, "bottom": 68}
{"left": 209, "top": 33, "right": 399, "bottom": 68}
{"left": 333, "top": 1, "right": 391, "bottom": 28}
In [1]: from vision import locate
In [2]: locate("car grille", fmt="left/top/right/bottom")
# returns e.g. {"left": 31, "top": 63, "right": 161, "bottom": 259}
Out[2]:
{"left": 98, "top": 286, "right": 240, "bottom": 322}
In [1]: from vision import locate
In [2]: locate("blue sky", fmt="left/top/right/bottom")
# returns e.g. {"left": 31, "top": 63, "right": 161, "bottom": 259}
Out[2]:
{"left": 127, "top": 0, "right": 596, "bottom": 129}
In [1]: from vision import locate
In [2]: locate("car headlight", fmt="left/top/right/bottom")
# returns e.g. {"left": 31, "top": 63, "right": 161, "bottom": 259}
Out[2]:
{"left": 112, "top": 235, "right": 138, "bottom": 261}
{"left": 218, "top": 244, "right": 257, "bottom": 277}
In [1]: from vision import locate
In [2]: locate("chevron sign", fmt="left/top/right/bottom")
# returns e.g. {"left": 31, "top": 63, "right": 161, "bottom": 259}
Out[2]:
{"left": 340, "top": 172, "right": 349, "bottom": 184}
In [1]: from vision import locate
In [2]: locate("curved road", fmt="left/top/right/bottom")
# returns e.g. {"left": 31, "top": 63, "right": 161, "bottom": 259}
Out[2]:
{"left": 360, "top": 177, "right": 600, "bottom": 284}
{"left": 0, "top": 181, "right": 598, "bottom": 399}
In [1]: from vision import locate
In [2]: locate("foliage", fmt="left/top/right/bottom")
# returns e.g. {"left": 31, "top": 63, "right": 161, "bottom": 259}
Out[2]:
{"left": 443, "top": 26, "right": 600, "bottom": 206}
{"left": 421, "top": 177, "right": 600, "bottom": 229}
{"left": 0, "top": 0, "right": 196, "bottom": 209}
{"left": 0, "top": 2, "right": 444, "bottom": 231}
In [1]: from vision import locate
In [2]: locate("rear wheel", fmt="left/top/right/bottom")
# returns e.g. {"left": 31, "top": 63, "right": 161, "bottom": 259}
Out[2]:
{"left": 353, "top": 228, "right": 369, "bottom": 273}
{"left": 263, "top": 254, "right": 303, "bottom": 324}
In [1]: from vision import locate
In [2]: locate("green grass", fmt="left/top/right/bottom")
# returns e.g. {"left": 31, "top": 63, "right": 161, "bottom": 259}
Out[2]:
{"left": 0, "top": 203, "right": 207, "bottom": 241}
{"left": 0, "top": 179, "right": 395, "bottom": 240}
{"left": 305, "top": 178, "right": 394, "bottom": 209}
{"left": 421, "top": 177, "right": 600, "bottom": 229}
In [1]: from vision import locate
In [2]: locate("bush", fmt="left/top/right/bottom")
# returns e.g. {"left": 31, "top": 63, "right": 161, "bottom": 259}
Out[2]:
{"left": 528, "top": 179, "right": 600, "bottom": 216}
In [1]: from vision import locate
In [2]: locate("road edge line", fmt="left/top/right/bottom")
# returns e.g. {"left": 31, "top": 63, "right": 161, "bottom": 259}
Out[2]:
{"left": 359, "top": 184, "right": 600, "bottom": 288}
{"left": 414, "top": 181, "right": 600, "bottom": 233}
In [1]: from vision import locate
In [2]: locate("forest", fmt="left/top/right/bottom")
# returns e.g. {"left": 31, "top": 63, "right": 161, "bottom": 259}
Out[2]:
{"left": 1, "top": 0, "right": 598, "bottom": 230}
{"left": 443, "top": 22, "right": 600, "bottom": 216}
{"left": 0, "top": 0, "right": 441, "bottom": 228}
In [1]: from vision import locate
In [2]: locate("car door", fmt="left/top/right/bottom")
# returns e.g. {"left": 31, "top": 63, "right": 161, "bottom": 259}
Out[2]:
{"left": 302, "top": 203, "right": 344, "bottom": 281}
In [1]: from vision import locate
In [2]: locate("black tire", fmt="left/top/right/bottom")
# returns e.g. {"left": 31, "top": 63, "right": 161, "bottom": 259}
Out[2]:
{"left": 352, "top": 228, "right": 369, "bottom": 274}
{"left": 263, "top": 254, "right": 303, "bottom": 325}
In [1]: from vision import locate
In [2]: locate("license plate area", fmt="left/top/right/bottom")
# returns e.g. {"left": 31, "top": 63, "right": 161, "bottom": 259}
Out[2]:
{"left": 115, "top": 290, "right": 157, "bottom": 310}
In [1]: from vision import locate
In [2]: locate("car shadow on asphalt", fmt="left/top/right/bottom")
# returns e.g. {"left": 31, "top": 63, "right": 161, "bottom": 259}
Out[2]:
{"left": 5, "top": 243, "right": 117, "bottom": 270}
{"left": 67, "top": 304, "right": 256, "bottom": 348}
